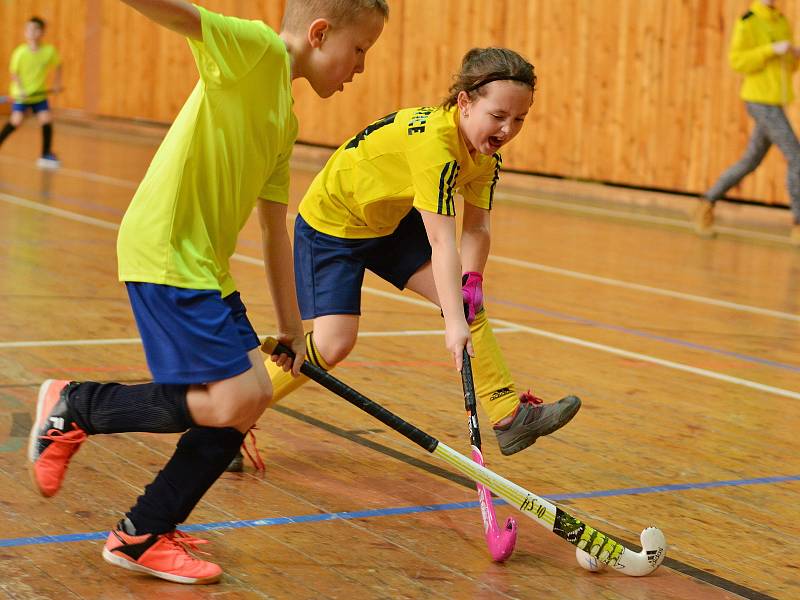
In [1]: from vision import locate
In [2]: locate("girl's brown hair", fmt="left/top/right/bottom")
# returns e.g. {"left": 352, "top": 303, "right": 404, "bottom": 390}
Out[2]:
{"left": 442, "top": 47, "right": 536, "bottom": 109}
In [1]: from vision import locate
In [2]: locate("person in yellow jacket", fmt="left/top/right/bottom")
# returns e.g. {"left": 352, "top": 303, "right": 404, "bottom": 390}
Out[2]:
{"left": 695, "top": 0, "right": 800, "bottom": 244}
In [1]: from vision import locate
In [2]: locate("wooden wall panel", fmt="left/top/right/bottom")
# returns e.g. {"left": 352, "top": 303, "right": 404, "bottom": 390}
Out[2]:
{"left": 1, "top": 0, "right": 799, "bottom": 209}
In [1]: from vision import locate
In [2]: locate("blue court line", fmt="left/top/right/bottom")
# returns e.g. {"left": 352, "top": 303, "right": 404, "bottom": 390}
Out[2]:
{"left": 488, "top": 296, "right": 800, "bottom": 374}
{"left": 2, "top": 474, "right": 797, "bottom": 549}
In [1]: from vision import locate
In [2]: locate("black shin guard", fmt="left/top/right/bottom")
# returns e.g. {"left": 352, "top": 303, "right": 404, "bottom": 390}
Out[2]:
{"left": 126, "top": 427, "right": 245, "bottom": 534}
{"left": 42, "top": 123, "right": 53, "bottom": 155}
{"left": 66, "top": 382, "right": 194, "bottom": 435}
{"left": 0, "top": 122, "right": 16, "bottom": 146}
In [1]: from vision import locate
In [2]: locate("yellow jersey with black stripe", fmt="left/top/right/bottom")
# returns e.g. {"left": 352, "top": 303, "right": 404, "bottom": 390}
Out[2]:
{"left": 117, "top": 6, "right": 297, "bottom": 296}
{"left": 298, "top": 106, "right": 501, "bottom": 239}
{"left": 730, "top": 0, "right": 798, "bottom": 105}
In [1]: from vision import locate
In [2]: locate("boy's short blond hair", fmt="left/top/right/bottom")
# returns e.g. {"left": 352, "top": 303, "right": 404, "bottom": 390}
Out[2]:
{"left": 282, "top": 0, "right": 389, "bottom": 33}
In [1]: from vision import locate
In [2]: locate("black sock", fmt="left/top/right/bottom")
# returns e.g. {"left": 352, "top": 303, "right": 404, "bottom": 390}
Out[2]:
{"left": 66, "top": 382, "right": 194, "bottom": 435}
{"left": 42, "top": 123, "right": 53, "bottom": 155}
{"left": 0, "top": 123, "right": 16, "bottom": 147}
{"left": 126, "top": 427, "right": 245, "bottom": 534}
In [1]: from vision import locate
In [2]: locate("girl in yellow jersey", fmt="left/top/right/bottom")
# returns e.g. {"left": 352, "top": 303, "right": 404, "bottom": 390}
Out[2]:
{"left": 261, "top": 48, "right": 581, "bottom": 459}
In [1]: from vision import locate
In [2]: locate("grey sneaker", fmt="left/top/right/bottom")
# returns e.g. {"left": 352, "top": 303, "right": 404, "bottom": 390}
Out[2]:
{"left": 494, "top": 392, "right": 581, "bottom": 456}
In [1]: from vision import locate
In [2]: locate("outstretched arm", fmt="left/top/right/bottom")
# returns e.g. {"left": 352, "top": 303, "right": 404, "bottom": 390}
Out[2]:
{"left": 460, "top": 202, "right": 490, "bottom": 274}
{"left": 460, "top": 202, "right": 491, "bottom": 323}
{"left": 120, "top": 0, "right": 201, "bottom": 40}
{"left": 420, "top": 209, "right": 472, "bottom": 370}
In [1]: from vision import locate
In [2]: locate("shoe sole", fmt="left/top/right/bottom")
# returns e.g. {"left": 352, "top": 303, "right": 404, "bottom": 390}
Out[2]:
{"left": 500, "top": 395, "right": 582, "bottom": 456}
{"left": 102, "top": 548, "right": 221, "bottom": 584}
{"left": 28, "top": 379, "right": 57, "bottom": 463}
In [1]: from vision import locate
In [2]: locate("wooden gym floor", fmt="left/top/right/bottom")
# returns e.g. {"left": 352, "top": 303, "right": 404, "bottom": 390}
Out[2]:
{"left": 0, "top": 119, "right": 798, "bottom": 599}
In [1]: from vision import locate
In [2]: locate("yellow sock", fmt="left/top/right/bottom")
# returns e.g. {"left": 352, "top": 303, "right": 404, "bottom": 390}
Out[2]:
{"left": 470, "top": 309, "right": 519, "bottom": 424}
{"left": 265, "top": 332, "right": 330, "bottom": 408}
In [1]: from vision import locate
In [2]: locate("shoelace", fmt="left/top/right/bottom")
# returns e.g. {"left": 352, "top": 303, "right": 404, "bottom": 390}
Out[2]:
{"left": 166, "top": 531, "right": 212, "bottom": 557}
{"left": 40, "top": 425, "right": 87, "bottom": 445}
{"left": 241, "top": 427, "right": 265, "bottom": 472}
{"left": 518, "top": 390, "right": 543, "bottom": 406}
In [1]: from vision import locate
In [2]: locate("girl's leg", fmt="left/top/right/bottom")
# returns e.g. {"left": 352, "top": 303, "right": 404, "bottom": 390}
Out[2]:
{"left": 756, "top": 105, "right": 800, "bottom": 225}
{"left": 406, "top": 262, "right": 580, "bottom": 456}
{"left": 264, "top": 315, "right": 360, "bottom": 407}
{"left": 705, "top": 103, "right": 771, "bottom": 201}
{"left": 406, "top": 263, "right": 518, "bottom": 423}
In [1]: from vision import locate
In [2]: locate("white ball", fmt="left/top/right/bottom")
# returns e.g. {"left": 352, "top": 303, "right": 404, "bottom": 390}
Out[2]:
{"left": 576, "top": 546, "right": 605, "bottom": 572}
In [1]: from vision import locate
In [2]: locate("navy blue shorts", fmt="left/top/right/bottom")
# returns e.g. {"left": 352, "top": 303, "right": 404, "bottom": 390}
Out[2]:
{"left": 12, "top": 99, "right": 49, "bottom": 114}
{"left": 294, "top": 209, "right": 432, "bottom": 319}
{"left": 125, "top": 283, "right": 260, "bottom": 385}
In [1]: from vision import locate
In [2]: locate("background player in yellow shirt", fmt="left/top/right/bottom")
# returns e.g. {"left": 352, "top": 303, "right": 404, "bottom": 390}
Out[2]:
{"left": 257, "top": 47, "right": 581, "bottom": 463}
{"left": 27, "top": 0, "right": 387, "bottom": 585}
{"left": 695, "top": 0, "right": 800, "bottom": 243}
{"left": 0, "top": 16, "right": 63, "bottom": 168}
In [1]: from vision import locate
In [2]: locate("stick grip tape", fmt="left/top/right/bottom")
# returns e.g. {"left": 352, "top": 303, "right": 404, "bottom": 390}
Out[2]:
{"left": 262, "top": 337, "right": 439, "bottom": 452}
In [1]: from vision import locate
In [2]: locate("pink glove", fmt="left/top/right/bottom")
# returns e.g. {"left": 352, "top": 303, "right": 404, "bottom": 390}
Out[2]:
{"left": 461, "top": 271, "right": 484, "bottom": 324}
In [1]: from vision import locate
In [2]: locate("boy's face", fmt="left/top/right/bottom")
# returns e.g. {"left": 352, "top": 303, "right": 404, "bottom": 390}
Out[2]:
{"left": 305, "top": 11, "right": 385, "bottom": 98}
{"left": 457, "top": 81, "right": 533, "bottom": 156}
{"left": 25, "top": 21, "right": 43, "bottom": 43}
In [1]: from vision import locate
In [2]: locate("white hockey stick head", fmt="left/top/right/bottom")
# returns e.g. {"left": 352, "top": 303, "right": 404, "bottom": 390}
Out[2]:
{"left": 612, "top": 527, "right": 667, "bottom": 576}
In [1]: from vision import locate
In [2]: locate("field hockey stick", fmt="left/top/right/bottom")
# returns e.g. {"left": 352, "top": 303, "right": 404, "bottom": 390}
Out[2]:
{"left": 0, "top": 88, "right": 62, "bottom": 104}
{"left": 263, "top": 338, "right": 667, "bottom": 576}
{"left": 461, "top": 349, "right": 517, "bottom": 562}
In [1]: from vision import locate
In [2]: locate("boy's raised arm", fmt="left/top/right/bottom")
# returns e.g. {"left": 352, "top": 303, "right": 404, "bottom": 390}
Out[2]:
{"left": 120, "top": 0, "right": 201, "bottom": 40}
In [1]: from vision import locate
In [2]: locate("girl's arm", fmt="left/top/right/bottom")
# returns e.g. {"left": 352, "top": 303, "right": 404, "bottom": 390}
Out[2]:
{"left": 420, "top": 210, "right": 472, "bottom": 370}
{"left": 257, "top": 199, "right": 306, "bottom": 375}
{"left": 459, "top": 202, "right": 491, "bottom": 323}
{"left": 460, "top": 202, "right": 491, "bottom": 274}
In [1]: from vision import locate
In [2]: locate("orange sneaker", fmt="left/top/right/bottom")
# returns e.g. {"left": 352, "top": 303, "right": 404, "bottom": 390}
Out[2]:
{"left": 102, "top": 521, "right": 222, "bottom": 584}
{"left": 28, "top": 380, "right": 87, "bottom": 497}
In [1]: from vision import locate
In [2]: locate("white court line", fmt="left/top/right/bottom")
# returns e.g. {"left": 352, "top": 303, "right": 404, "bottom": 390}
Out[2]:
{"left": 488, "top": 255, "right": 800, "bottom": 323}
{"left": 3, "top": 192, "right": 799, "bottom": 399}
{"left": 0, "top": 155, "right": 139, "bottom": 189}
{"left": 359, "top": 288, "right": 800, "bottom": 401}
{"left": 0, "top": 328, "right": 523, "bottom": 350}
{"left": 0, "top": 192, "right": 120, "bottom": 231}
{"left": 3, "top": 190, "right": 795, "bottom": 324}
{"left": 496, "top": 190, "right": 792, "bottom": 244}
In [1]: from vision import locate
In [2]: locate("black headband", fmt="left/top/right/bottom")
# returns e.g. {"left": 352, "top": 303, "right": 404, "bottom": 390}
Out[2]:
{"left": 467, "top": 75, "right": 533, "bottom": 92}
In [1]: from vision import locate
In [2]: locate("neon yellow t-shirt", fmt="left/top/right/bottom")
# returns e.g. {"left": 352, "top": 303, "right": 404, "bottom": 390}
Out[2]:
{"left": 117, "top": 6, "right": 297, "bottom": 296}
{"left": 9, "top": 43, "right": 60, "bottom": 103}
{"left": 298, "top": 106, "right": 501, "bottom": 239}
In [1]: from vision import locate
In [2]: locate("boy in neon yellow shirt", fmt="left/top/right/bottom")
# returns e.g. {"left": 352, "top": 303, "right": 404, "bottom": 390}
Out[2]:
{"left": 257, "top": 48, "right": 581, "bottom": 463}
{"left": 0, "top": 16, "right": 63, "bottom": 168}
{"left": 27, "top": 0, "right": 387, "bottom": 585}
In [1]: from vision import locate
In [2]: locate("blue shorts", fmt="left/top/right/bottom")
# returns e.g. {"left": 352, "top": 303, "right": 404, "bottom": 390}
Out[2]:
{"left": 12, "top": 99, "right": 49, "bottom": 114}
{"left": 126, "top": 283, "right": 260, "bottom": 385}
{"left": 294, "top": 209, "right": 432, "bottom": 319}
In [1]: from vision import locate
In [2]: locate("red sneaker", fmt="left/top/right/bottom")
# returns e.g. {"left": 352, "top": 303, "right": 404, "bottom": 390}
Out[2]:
{"left": 102, "top": 522, "right": 222, "bottom": 584}
{"left": 28, "top": 380, "right": 87, "bottom": 497}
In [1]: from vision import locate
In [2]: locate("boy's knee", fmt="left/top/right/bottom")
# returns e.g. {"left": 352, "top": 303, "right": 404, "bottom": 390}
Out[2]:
{"left": 208, "top": 384, "right": 270, "bottom": 429}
